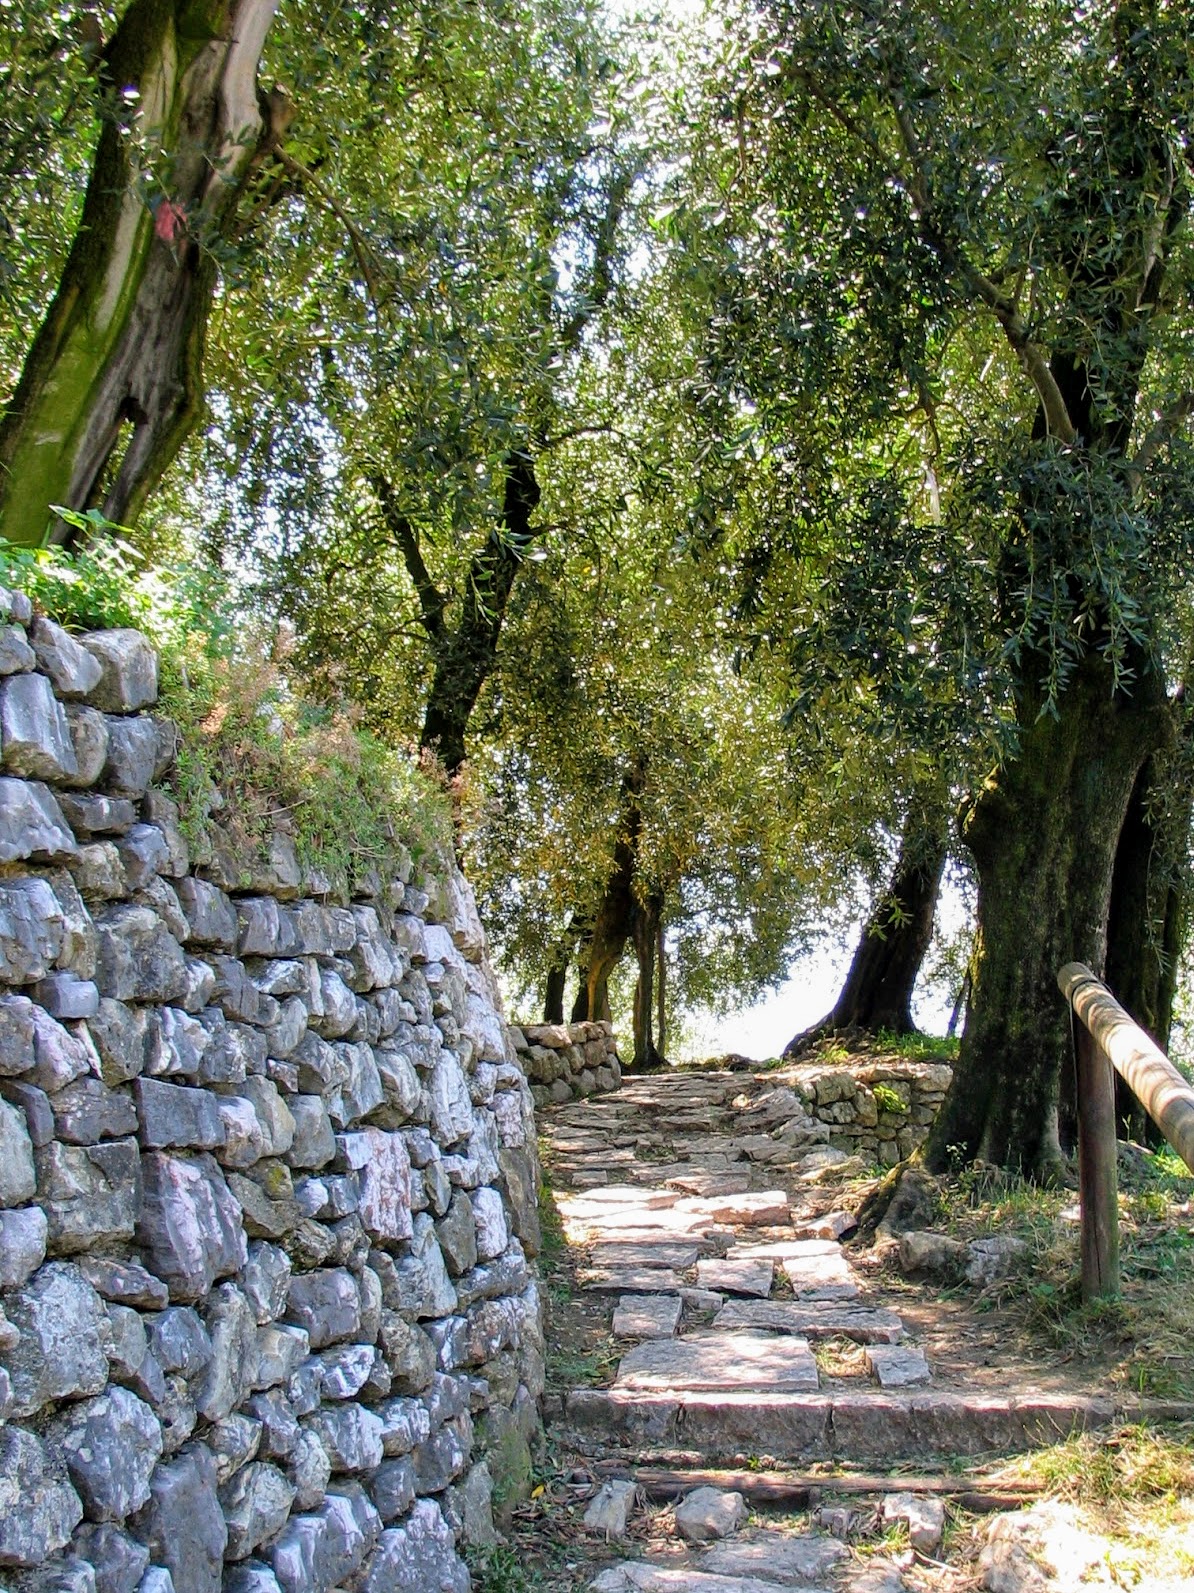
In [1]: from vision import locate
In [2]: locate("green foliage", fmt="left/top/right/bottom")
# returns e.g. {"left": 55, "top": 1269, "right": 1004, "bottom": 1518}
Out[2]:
{"left": 0, "top": 535, "right": 451, "bottom": 890}
{"left": 871, "top": 1082, "right": 908, "bottom": 1115}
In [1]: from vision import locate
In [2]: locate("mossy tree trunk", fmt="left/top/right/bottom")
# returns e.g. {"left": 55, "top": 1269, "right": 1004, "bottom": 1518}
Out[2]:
{"left": 571, "top": 759, "right": 645, "bottom": 1028}
{"left": 0, "top": 0, "right": 280, "bottom": 547}
{"left": 924, "top": 653, "right": 1170, "bottom": 1181}
{"left": 784, "top": 804, "right": 947, "bottom": 1056}
{"left": 1104, "top": 742, "right": 1189, "bottom": 1138}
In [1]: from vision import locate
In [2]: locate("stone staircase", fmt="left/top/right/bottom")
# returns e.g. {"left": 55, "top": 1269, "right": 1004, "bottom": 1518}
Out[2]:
{"left": 538, "top": 1069, "right": 1188, "bottom": 1592}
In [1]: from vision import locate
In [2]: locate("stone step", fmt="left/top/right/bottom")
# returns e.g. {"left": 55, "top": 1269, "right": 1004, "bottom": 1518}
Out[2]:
{"left": 565, "top": 1388, "right": 1194, "bottom": 1463}
{"left": 614, "top": 1332, "right": 819, "bottom": 1394}
{"left": 865, "top": 1345, "right": 930, "bottom": 1388}
{"left": 589, "top": 1242, "right": 704, "bottom": 1269}
{"left": 592, "top": 1544, "right": 904, "bottom": 1593}
{"left": 695, "top": 1258, "right": 774, "bottom": 1297}
{"left": 713, "top": 1300, "right": 904, "bottom": 1343}
{"left": 580, "top": 1266, "right": 686, "bottom": 1293}
{"left": 612, "top": 1294, "right": 683, "bottom": 1340}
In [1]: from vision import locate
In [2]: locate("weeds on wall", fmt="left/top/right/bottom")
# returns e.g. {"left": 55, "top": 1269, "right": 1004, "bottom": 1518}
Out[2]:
{"left": 0, "top": 529, "right": 452, "bottom": 892}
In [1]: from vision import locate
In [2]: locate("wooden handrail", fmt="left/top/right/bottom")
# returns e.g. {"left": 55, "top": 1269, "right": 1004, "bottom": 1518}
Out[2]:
{"left": 1058, "top": 964, "right": 1194, "bottom": 1175}
{"left": 1058, "top": 961, "right": 1194, "bottom": 1302}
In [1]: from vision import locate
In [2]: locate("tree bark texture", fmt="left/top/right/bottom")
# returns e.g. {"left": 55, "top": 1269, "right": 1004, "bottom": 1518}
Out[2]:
{"left": 415, "top": 452, "right": 541, "bottom": 778}
{"left": 630, "top": 889, "right": 666, "bottom": 1071}
{"left": 925, "top": 653, "right": 1170, "bottom": 1181}
{"left": 0, "top": 0, "right": 280, "bottom": 547}
{"left": 784, "top": 806, "right": 946, "bottom": 1055}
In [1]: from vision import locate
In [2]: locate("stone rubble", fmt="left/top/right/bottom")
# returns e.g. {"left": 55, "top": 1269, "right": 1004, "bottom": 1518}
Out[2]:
{"left": 0, "top": 592, "right": 543, "bottom": 1591}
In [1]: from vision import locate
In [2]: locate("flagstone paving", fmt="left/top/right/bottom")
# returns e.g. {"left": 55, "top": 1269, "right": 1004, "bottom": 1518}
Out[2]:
{"left": 533, "top": 1066, "right": 1194, "bottom": 1592}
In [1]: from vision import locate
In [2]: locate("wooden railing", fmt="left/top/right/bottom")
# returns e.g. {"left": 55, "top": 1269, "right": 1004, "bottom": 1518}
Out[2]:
{"left": 1058, "top": 962, "right": 1194, "bottom": 1301}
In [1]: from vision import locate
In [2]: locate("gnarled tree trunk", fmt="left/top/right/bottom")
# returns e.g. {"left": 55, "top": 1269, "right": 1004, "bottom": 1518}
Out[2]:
{"left": 925, "top": 652, "right": 1170, "bottom": 1182}
{"left": 784, "top": 805, "right": 947, "bottom": 1056}
{"left": 0, "top": 0, "right": 280, "bottom": 547}
{"left": 630, "top": 888, "right": 666, "bottom": 1071}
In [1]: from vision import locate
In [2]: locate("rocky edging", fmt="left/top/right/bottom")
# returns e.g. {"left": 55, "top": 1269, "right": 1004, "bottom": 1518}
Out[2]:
{"left": 512, "top": 1021, "right": 622, "bottom": 1106}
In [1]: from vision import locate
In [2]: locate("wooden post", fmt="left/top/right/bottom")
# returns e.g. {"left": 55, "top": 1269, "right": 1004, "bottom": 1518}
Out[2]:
{"left": 1073, "top": 1019, "right": 1120, "bottom": 1302}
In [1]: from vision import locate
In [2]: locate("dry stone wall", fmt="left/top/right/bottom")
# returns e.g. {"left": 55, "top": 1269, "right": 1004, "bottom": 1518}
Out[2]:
{"left": 0, "top": 585, "right": 544, "bottom": 1593}
{"left": 511, "top": 1021, "right": 622, "bottom": 1106}
{"left": 786, "top": 1058, "right": 953, "bottom": 1167}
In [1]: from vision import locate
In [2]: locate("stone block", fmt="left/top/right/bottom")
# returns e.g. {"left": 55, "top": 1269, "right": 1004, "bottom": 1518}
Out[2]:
{"left": 134, "top": 1444, "right": 226, "bottom": 1593}
{"left": 0, "top": 1094, "right": 36, "bottom": 1206}
{"left": 285, "top": 1267, "right": 360, "bottom": 1349}
{"left": 272, "top": 1487, "right": 380, "bottom": 1593}
{"left": 0, "top": 876, "right": 67, "bottom": 984}
{"left": 195, "top": 1283, "right": 258, "bottom": 1421}
{"left": 0, "top": 777, "right": 77, "bottom": 862}
{"left": 358, "top": 1500, "right": 468, "bottom": 1593}
{"left": 285, "top": 1096, "right": 336, "bottom": 1170}
{"left": 34, "top": 971, "right": 101, "bottom": 1020}
{"left": 82, "top": 630, "right": 159, "bottom": 713}
{"left": 57, "top": 792, "right": 138, "bottom": 837}
{"left": 5, "top": 1262, "right": 112, "bottom": 1417}
{"left": 338, "top": 1127, "right": 412, "bottom": 1242}
{"left": 89, "top": 999, "right": 150, "bottom": 1085}
{"left": 0, "top": 1425, "right": 84, "bottom": 1566}
{"left": 36, "top": 1137, "right": 141, "bottom": 1254}
{"left": 101, "top": 717, "right": 160, "bottom": 799}
{"left": 0, "top": 670, "right": 78, "bottom": 780}
{"left": 0, "top": 621, "right": 35, "bottom": 674}
{"left": 51, "top": 1076, "right": 139, "bottom": 1143}
{"left": 29, "top": 618, "right": 104, "bottom": 697}
{"left": 63, "top": 703, "right": 110, "bottom": 787}
{"left": 95, "top": 908, "right": 188, "bottom": 1003}
{"left": 72, "top": 1522, "right": 151, "bottom": 1593}
{"left": 0, "top": 1203, "right": 48, "bottom": 1288}
{"left": 135, "top": 1078, "right": 224, "bottom": 1151}
{"left": 220, "top": 1462, "right": 296, "bottom": 1561}
{"left": 138, "top": 1152, "right": 247, "bottom": 1301}
{"left": 49, "top": 1387, "right": 164, "bottom": 1523}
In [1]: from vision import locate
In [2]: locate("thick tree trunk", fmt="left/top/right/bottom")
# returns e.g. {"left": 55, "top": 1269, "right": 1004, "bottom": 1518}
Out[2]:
{"left": 543, "top": 963, "right": 567, "bottom": 1025}
{"left": 571, "top": 762, "right": 645, "bottom": 1028}
{"left": 0, "top": 0, "right": 279, "bottom": 547}
{"left": 924, "top": 653, "right": 1170, "bottom": 1182}
{"left": 784, "top": 808, "right": 946, "bottom": 1056}
{"left": 417, "top": 452, "right": 541, "bottom": 778}
{"left": 630, "top": 890, "right": 666, "bottom": 1071}
{"left": 1104, "top": 749, "right": 1188, "bottom": 1139}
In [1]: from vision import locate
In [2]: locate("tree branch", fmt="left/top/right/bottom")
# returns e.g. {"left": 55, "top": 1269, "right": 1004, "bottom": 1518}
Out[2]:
{"left": 272, "top": 145, "right": 384, "bottom": 311}
{"left": 368, "top": 473, "right": 446, "bottom": 639}
{"left": 1126, "top": 393, "right": 1194, "bottom": 497}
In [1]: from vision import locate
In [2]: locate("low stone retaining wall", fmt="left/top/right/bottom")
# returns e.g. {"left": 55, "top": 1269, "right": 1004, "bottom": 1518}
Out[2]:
{"left": 786, "top": 1058, "right": 954, "bottom": 1166}
{"left": 0, "top": 587, "right": 543, "bottom": 1593}
{"left": 511, "top": 1021, "right": 622, "bottom": 1106}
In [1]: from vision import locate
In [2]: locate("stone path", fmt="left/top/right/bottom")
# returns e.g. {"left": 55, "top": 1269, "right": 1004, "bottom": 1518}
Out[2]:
{"left": 537, "top": 1069, "right": 1187, "bottom": 1592}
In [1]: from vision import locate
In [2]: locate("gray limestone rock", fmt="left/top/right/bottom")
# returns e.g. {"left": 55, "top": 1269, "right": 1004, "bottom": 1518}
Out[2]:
{"left": 223, "top": 1567, "right": 282, "bottom": 1593}
{"left": 0, "top": 621, "right": 35, "bottom": 674}
{"left": 0, "top": 1204, "right": 48, "bottom": 1287}
{"left": 386, "top": 1213, "right": 458, "bottom": 1320}
{"left": 313, "top": 1343, "right": 376, "bottom": 1399}
{"left": 245, "top": 1389, "right": 300, "bottom": 1461}
{"left": 428, "top": 1053, "right": 473, "bottom": 1146}
{"left": 138, "top": 1569, "right": 176, "bottom": 1593}
{"left": 82, "top": 631, "right": 159, "bottom": 713}
{"left": 174, "top": 879, "right": 237, "bottom": 951}
{"left": 57, "top": 792, "right": 137, "bottom": 838}
{"left": 236, "top": 1079, "right": 295, "bottom": 1158}
{"left": 134, "top": 1445, "right": 226, "bottom": 1593}
{"left": 0, "top": 876, "right": 66, "bottom": 983}
{"left": 374, "top": 1396, "right": 432, "bottom": 1457}
{"left": 584, "top": 1479, "right": 637, "bottom": 1539}
{"left": 966, "top": 1235, "right": 1030, "bottom": 1287}
{"left": 411, "top": 1412, "right": 470, "bottom": 1492}
{"left": 148, "top": 1307, "right": 212, "bottom": 1378}
{"left": 220, "top": 1462, "right": 296, "bottom": 1560}
{"left": 338, "top": 1127, "right": 412, "bottom": 1242}
{"left": 370, "top": 1456, "right": 416, "bottom": 1522}
{"left": 0, "top": 991, "right": 37, "bottom": 1074}
{"left": 436, "top": 1190, "right": 477, "bottom": 1278}
{"left": 27, "top": 1004, "right": 94, "bottom": 1091}
{"left": 89, "top": 1000, "right": 150, "bottom": 1086}
{"left": 36, "top": 1137, "right": 141, "bottom": 1254}
{"left": 51, "top": 1077, "right": 139, "bottom": 1143}
{"left": 883, "top": 1491, "right": 945, "bottom": 1553}
{"left": 117, "top": 825, "right": 170, "bottom": 890}
{"left": 284, "top": 1268, "right": 360, "bottom": 1350}
{"left": 144, "top": 1007, "right": 209, "bottom": 1080}
{"left": 359, "top": 1500, "right": 468, "bottom": 1593}
{"left": 674, "top": 1486, "right": 747, "bottom": 1544}
{"left": 95, "top": 908, "right": 188, "bottom": 1004}
{"left": 101, "top": 718, "right": 160, "bottom": 800}
{"left": 8, "top": 1078, "right": 54, "bottom": 1144}
{"left": 898, "top": 1230, "right": 969, "bottom": 1278}
{"left": 78, "top": 1257, "right": 169, "bottom": 1310}
{"left": 0, "top": 1425, "right": 84, "bottom": 1567}
{"left": 33, "top": 971, "right": 101, "bottom": 1020}
{"left": 0, "top": 670, "right": 78, "bottom": 781}
{"left": 272, "top": 1487, "right": 380, "bottom": 1593}
{"left": 49, "top": 1387, "right": 164, "bottom": 1522}
{"left": 0, "top": 778, "right": 77, "bottom": 863}
{"left": 286, "top": 1429, "right": 330, "bottom": 1511}
{"left": 376, "top": 1311, "right": 437, "bottom": 1395}
{"left": 217, "top": 1095, "right": 266, "bottom": 1168}
{"left": 302, "top": 1405, "right": 385, "bottom": 1473}
{"left": 29, "top": 618, "right": 104, "bottom": 698}
{"left": 5, "top": 1262, "right": 113, "bottom": 1417}
{"left": 254, "top": 1324, "right": 309, "bottom": 1392}
{"left": 137, "top": 1152, "right": 247, "bottom": 1301}
{"left": 105, "top": 1303, "right": 150, "bottom": 1383}
{"left": 72, "top": 1523, "right": 151, "bottom": 1593}
{"left": 241, "top": 1242, "right": 292, "bottom": 1325}
{"left": 497, "top": 1146, "right": 541, "bottom": 1258}
{"left": 285, "top": 1096, "right": 335, "bottom": 1170}
{"left": 195, "top": 1283, "right": 258, "bottom": 1421}
{"left": 700, "top": 1529, "right": 850, "bottom": 1582}
{"left": 64, "top": 704, "right": 111, "bottom": 788}
{"left": 135, "top": 1078, "right": 224, "bottom": 1151}
{"left": 0, "top": 1094, "right": 36, "bottom": 1206}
